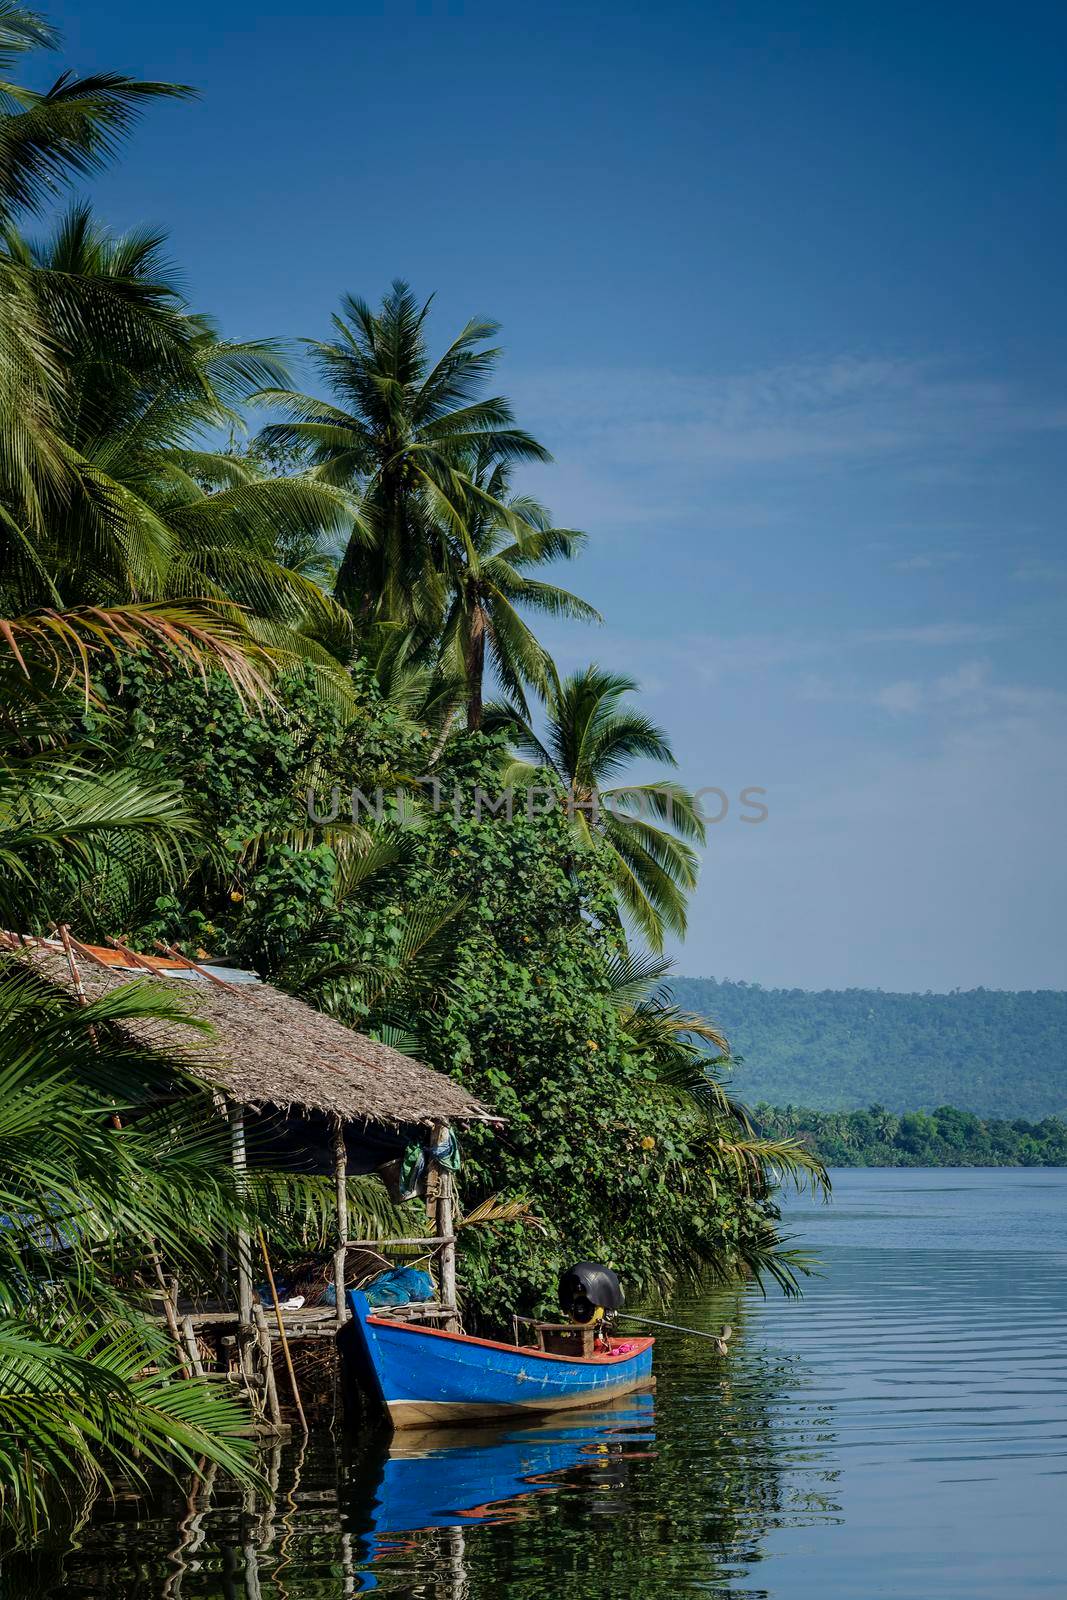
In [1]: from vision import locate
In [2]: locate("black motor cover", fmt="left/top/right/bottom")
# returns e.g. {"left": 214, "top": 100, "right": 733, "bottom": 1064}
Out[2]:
{"left": 559, "top": 1262, "right": 624, "bottom": 1323}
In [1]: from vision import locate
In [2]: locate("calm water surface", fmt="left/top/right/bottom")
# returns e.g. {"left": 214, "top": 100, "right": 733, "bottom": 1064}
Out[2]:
{"left": 23, "top": 1169, "right": 1067, "bottom": 1597}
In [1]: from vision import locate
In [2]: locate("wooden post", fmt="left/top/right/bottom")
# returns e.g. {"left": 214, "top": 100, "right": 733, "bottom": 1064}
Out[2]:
{"left": 432, "top": 1120, "right": 458, "bottom": 1331}
{"left": 230, "top": 1104, "right": 253, "bottom": 1331}
{"left": 252, "top": 1303, "right": 283, "bottom": 1432}
{"left": 151, "top": 1252, "right": 191, "bottom": 1379}
{"left": 331, "top": 1115, "right": 349, "bottom": 1328}
{"left": 181, "top": 1317, "right": 206, "bottom": 1378}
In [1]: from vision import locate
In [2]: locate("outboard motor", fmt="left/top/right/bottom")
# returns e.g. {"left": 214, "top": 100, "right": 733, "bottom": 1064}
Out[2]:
{"left": 559, "top": 1262, "right": 624, "bottom": 1326}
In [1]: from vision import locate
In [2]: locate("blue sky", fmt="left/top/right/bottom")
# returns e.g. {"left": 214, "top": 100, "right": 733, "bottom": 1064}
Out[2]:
{"left": 41, "top": 1, "right": 1067, "bottom": 990}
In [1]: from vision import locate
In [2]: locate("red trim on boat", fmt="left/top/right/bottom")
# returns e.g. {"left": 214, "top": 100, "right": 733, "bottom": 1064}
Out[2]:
{"left": 364, "top": 1315, "right": 654, "bottom": 1365}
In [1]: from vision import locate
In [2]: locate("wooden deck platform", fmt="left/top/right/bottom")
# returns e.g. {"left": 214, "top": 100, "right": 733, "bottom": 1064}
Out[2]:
{"left": 151, "top": 1302, "right": 341, "bottom": 1339}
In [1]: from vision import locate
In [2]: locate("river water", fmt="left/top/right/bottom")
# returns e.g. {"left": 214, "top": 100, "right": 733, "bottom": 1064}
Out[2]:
{"left": 23, "top": 1168, "right": 1067, "bottom": 1597}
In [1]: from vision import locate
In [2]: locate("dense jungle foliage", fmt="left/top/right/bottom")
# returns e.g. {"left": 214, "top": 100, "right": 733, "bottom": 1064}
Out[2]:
{"left": 675, "top": 978, "right": 1067, "bottom": 1120}
{"left": 0, "top": 7, "right": 824, "bottom": 1542}
{"left": 756, "top": 1103, "right": 1067, "bottom": 1167}
{"left": 85, "top": 664, "right": 817, "bottom": 1330}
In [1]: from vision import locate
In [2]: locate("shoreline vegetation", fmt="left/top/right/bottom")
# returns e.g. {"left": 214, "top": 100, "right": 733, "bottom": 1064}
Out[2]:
{"left": 756, "top": 1104, "right": 1067, "bottom": 1168}
{"left": 0, "top": 8, "right": 827, "bottom": 1545}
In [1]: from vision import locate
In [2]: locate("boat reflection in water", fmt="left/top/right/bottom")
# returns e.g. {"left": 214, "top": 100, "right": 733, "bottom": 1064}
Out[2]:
{"left": 23, "top": 1287, "right": 845, "bottom": 1599}
{"left": 351, "top": 1392, "right": 657, "bottom": 1589}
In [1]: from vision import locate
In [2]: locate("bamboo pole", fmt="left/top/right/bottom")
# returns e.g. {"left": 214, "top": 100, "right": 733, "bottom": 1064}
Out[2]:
{"left": 152, "top": 940, "right": 244, "bottom": 994}
{"left": 57, "top": 928, "right": 113, "bottom": 973}
{"left": 103, "top": 934, "right": 162, "bottom": 973}
{"left": 258, "top": 1230, "right": 308, "bottom": 1435}
{"left": 330, "top": 1116, "right": 349, "bottom": 1329}
{"left": 345, "top": 1236, "right": 455, "bottom": 1250}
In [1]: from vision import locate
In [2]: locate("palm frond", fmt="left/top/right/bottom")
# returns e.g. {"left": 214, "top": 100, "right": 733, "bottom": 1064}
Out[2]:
{"left": 0, "top": 72, "right": 194, "bottom": 220}
{"left": 710, "top": 1133, "right": 829, "bottom": 1199}
{"left": 0, "top": 601, "right": 273, "bottom": 707}
{"left": 457, "top": 1194, "right": 545, "bottom": 1232}
{"left": 0, "top": 754, "right": 196, "bottom": 923}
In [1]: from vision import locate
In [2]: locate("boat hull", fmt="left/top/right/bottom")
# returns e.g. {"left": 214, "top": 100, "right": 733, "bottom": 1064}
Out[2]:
{"left": 347, "top": 1290, "right": 655, "bottom": 1429}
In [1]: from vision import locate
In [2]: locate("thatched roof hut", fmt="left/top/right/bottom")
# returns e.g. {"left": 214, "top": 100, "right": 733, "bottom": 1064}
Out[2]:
{"left": 7, "top": 938, "right": 491, "bottom": 1128}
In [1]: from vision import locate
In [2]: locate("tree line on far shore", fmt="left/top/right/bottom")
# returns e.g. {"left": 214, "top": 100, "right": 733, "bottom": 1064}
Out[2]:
{"left": 756, "top": 1103, "right": 1067, "bottom": 1167}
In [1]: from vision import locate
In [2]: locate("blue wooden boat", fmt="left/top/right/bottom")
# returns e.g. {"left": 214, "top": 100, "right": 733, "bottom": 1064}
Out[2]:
{"left": 348, "top": 1289, "right": 655, "bottom": 1429}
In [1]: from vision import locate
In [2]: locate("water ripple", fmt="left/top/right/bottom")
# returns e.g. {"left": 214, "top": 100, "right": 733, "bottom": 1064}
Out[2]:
{"left": 28, "top": 1168, "right": 1067, "bottom": 1600}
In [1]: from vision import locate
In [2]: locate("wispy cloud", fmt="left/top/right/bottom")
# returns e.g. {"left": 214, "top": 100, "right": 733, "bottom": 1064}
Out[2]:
{"left": 567, "top": 622, "right": 1013, "bottom": 689}
{"left": 1014, "top": 558, "right": 1067, "bottom": 583}
{"left": 876, "top": 680, "right": 924, "bottom": 714}
{"left": 891, "top": 551, "right": 962, "bottom": 573}
{"left": 808, "top": 658, "right": 1067, "bottom": 722}
{"left": 516, "top": 354, "right": 1067, "bottom": 489}
{"left": 856, "top": 622, "right": 1007, "bottom": 647}
{"left": 873, "top": 661, "right": 988, "bottom": 716}
{"left": 935, "top": 661, "right": 988, "bottom": 701}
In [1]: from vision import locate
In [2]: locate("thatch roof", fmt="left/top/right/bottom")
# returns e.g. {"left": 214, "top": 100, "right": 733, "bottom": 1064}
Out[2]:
{"left": 8, "top": 941, "right": 492, "bottom": 1128}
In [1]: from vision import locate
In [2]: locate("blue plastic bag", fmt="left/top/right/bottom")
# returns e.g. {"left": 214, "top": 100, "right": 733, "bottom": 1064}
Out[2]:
{"left": 366, "top": 1267, "right": 435, "bottom": 1305}
{"left": 324, "top": 1265, "right": 434, "bottom": 1307}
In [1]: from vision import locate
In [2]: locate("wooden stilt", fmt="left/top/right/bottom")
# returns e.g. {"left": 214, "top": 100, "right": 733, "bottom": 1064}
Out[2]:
{"left": 331, "top": 1116, "right": 349, "bottom": 1328}
{"left": 181, "top": 1316, "right": 206, "bottom": 1378}
{"left": 252, "top": 1304, "right": 283, "bottom": 1431}
{"left": 230, "top": 1104, "right": 253, "bottom": 1332}
{"left": 152, "top": 1252, "right": 191, "bottom": 1379}
{"left": 432, "top": 1120, "right": 459, "bottom": 1332}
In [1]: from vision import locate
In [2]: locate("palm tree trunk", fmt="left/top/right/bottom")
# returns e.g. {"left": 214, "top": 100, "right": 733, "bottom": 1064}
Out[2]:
{"left": 427, "top": 706, "right": 457, "bottom": 766}
{"left": 466, "top": 605, "right": 486, "bottom": 732}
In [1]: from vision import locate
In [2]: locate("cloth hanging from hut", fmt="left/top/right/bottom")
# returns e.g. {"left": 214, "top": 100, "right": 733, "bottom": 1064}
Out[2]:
{"left": 396, "top": 1127, "right": 461, "bottom": 1200}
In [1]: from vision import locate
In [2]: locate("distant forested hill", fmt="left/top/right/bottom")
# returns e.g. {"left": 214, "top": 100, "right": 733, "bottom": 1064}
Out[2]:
{"left": 673, "top": 979, "right": 1067, "bottom": 1120}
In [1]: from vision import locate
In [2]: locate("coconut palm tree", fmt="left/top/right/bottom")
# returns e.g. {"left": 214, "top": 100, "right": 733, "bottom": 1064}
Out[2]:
{"left": 0, "top": 19, "right": 312, "bottom": 691}
{"left": 1, "top": 209, "right": 356, "bottom": 662}
{"left": 0, "top": 749, "right": 197, "bottom": 929}
{"left": 437, "top": 447, "right": 600, "bottom": 730}
{"left": 360, "top": 620, "right": 464, "bottom": 744}
{"left": 0, "top": 4, "right": 192, "bottom": 533}
{"left": 485, "top": 666, "right": 706, "bottom": 950}
{"left": 255, "top": 281, "right": 550, "bottom": 627}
